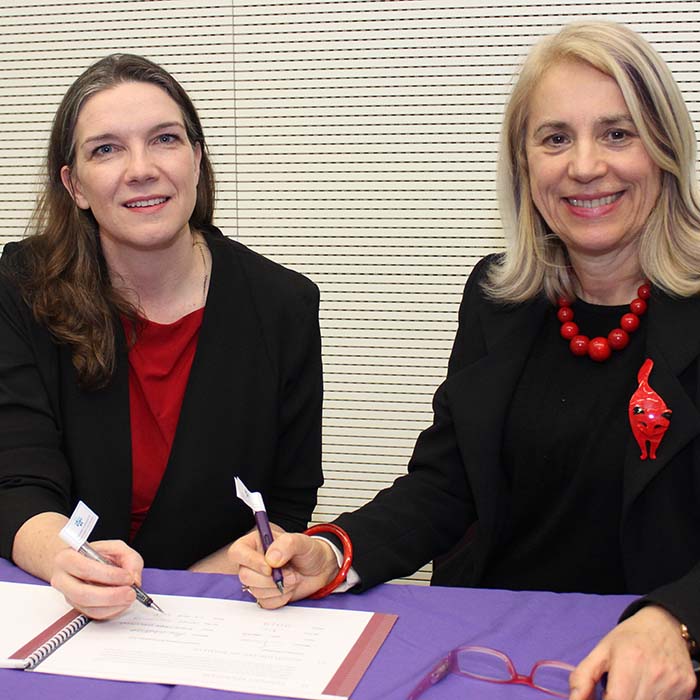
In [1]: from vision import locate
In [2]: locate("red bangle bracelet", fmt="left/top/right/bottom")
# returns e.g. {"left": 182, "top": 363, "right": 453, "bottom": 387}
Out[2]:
{"left": 304, "top": 523, "right": 353, "bottom": 599}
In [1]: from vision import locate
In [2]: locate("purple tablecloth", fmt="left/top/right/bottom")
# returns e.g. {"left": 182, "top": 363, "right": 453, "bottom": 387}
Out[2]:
{"left": 0, "top": 558, "right": 635, "bottom": 700}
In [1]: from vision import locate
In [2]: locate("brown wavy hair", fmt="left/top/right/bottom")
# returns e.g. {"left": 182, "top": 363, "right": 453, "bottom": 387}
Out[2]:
{"left": 17, "top": 54, "right": 215, "bottom": 389}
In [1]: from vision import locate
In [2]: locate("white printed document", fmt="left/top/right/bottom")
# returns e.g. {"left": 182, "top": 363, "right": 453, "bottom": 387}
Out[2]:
{"left": 0, "top": 582, "right": 397, "bottom": 699}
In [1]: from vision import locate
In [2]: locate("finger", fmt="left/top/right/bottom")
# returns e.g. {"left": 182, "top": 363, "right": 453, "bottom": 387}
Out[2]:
{"left": 570, "top": 646, "right": 609, "bottom": 700}
{"left": 239, "top": 577, "right": 295, "bottom": 610}
{"left": 241, "top": 563, "right": 301, "bottom": 602}
{"left": 265, "top": 532, "right": 316, "bottom": 569}
{"left": 239, "top": 577, "right": 277, "bottom": 598}
{"left": 238, "top": 560, "right": 277, "bottom": 590}
{"left": 256, "top": 595, "right": 293, "bottom": 610}
{"left": 241, "top": 571, "right": 292, "bottom": 598}
{"left": 54, "top": 548, "right": 134, "bottom": 586}
{"left": 74, "top": 600, "right": 136, "bottom": 621}
{"left": 253, "top": 584, "right": 294, "bottom": 602}
{"left": 89, "top": 540, "right": 144, "bottom": 584}
{"left": 253, "top": 587, "right": 295, "bottom": 610}
{"left": 55, "top": 576, "right": 137, "bottom": 617}
{"left": 229, "top": 540, "right": 272, "bottom": 577}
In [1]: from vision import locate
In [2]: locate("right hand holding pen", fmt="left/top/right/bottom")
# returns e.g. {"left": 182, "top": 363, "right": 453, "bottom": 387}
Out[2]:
{"left": 230, "top": 527, "right": 340, "bottom": 609}
{"left": 51, "top": 540, "right": 144, "bottom": 620}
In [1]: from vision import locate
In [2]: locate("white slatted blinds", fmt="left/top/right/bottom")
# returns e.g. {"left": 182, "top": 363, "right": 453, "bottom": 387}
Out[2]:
{"left": 2, "top": 1, "right": 700, "bottom": 584}
{"left": 0, "top": 1, "right": 236, "bottom": 245}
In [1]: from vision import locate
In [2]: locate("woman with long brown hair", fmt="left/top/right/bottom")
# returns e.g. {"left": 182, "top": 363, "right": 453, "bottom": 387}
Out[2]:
{"left": 0, "top": 54, "right": 323, "bottom": 619}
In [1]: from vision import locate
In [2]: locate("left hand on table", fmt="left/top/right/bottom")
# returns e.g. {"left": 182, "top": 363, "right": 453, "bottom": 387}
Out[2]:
{"left": 569, "top": 605, "right": 696, "bottom": 700}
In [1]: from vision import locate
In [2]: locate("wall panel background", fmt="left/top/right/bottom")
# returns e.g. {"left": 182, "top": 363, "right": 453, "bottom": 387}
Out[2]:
{"left": 2, "top": 0, "right": 699, "bottom": 583}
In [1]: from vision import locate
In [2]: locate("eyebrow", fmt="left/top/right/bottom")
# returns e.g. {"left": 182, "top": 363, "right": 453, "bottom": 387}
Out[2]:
{"left": 80, "top": 121, "right": 187, "bottom": 148}
{"left": 531, "top": 114, "right": 635, "bottom": 138}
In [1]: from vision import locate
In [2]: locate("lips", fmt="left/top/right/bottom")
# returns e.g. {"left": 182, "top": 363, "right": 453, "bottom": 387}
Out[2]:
{"left": 124, "top": 197, "right": 168, "bottom": 208}
{"left": 565, "top": 192, "right": 623, "bottom": 208}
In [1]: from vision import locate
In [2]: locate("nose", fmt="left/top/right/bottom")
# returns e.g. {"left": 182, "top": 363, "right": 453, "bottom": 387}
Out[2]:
{"left": 124, "top": 146, "right": 158, "bottom": 183}
{"left": 567, "top": 141, "right": 607, "bottom": 182}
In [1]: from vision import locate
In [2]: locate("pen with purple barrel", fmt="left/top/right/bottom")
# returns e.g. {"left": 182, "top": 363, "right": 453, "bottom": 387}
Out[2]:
{"left": 253, "top": 510, "right": 285, "bottom": 593}
{"left": 235, "top": 477, "right": 285, "bottom": 594}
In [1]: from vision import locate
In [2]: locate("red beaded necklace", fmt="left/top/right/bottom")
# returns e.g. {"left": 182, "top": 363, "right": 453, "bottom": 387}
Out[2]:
{"left": 557, "top": 283, "right": 651, "bottom": 362}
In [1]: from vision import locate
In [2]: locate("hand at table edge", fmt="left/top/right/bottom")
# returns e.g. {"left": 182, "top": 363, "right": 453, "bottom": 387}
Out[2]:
{"left": 569, "top": 604, "right": 696, "bottom": 700}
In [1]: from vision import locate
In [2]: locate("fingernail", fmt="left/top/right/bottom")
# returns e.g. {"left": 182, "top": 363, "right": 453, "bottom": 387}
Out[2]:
{"left": 267, "top": 551, "right": 281, "bottom": 566}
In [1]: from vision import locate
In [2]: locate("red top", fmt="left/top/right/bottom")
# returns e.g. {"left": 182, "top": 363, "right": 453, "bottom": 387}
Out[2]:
{"left": 121, "top": 308, "right": 204, "bottom": 541}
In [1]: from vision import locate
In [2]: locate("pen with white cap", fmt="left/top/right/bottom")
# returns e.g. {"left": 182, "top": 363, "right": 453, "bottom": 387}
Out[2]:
{"left": 75, "top": 541, "right": 164, "bottom": 613}
{"left": 59, "top": 500, "right": 164, "bottom": 613}
{"left": 235, "top": 477, "right": 285, "bottom": 594}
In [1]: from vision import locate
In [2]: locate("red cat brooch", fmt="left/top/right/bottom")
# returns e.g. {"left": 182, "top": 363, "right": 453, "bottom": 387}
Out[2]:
{"left": 628, "top": 358, "right": 671, "bottom": 460}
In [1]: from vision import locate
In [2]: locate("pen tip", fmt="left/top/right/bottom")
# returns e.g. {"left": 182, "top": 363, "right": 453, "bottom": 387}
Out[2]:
{"left": 276, "top": 581, "right": 285, "bottom": 594}
{"left": 151, "top": 602, "right": 165, "bottom": 613}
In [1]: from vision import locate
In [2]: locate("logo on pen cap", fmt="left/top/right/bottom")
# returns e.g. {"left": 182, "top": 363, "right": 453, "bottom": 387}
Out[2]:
{"left": 60, "top": 501, "right": 99, "bottom": 551}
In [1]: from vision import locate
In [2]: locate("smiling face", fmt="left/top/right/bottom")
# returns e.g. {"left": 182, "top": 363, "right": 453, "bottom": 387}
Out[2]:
{"left": 525, "top": 60, "right": 661, "bottom": 267}
{"left": 61, "top": 81, "right": 202, "bottom": 257}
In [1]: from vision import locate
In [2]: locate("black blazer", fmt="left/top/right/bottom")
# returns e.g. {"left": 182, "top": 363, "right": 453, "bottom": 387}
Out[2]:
{"left": 0, "top": 226, "right": 323, "bottom": 569}
{"left": 336, "top": 255, "right": 700, "bottom": 636}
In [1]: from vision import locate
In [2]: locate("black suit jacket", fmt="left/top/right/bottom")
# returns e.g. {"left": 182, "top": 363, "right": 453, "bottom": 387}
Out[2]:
{"left": 336, "top": 255, "right": 700, "bottom": 636}
{"left": 0, "top": 226, "right": 323, "bottom": 569}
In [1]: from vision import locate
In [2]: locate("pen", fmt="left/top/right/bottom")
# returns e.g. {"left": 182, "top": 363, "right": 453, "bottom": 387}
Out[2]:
{"left": 253, "top": 510, "right": 285, "bottom": 594}
{"left": 78, "top": 542, "right": 165, "bottom": 613}
{"left": 234, "top": 477, "right": 285, "bottom": 594}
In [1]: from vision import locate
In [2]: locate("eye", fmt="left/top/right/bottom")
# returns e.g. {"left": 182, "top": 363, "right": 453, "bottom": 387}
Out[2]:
{"left": 543, "top": 133, "right": 570, "bottom": 148}
{"left": 605, "top": 128, "right": 634, "bottom": 144}
{"left": 155, "top": 133, "right": 178, "bottom": 145}
{"left": 93, "top": 144, "right": 114, "bottom": 156}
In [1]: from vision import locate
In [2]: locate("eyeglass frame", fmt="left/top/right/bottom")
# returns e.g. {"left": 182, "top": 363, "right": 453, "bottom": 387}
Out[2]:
{"left": 407, "top": 644, "right": 576, "bottom": 700}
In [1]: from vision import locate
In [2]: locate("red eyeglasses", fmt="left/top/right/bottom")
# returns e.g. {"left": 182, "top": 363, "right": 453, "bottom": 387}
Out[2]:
{"left": 407, "top": 645, "right": 598, "bottom": 699}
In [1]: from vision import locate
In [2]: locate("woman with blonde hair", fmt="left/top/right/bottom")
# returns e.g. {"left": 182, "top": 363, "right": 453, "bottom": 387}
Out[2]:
{"left": 233, "top": 21, "right": 700, "bottom": 700}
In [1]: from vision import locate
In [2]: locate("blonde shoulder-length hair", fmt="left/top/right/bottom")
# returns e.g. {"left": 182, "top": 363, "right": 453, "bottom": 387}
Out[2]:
{"left": 485, "top": 20, "right": 700, "bottom": 303}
